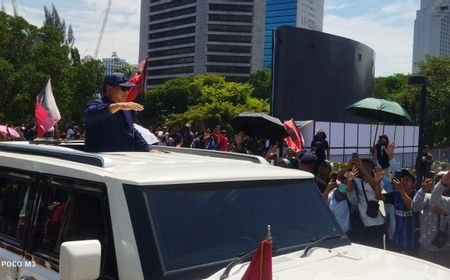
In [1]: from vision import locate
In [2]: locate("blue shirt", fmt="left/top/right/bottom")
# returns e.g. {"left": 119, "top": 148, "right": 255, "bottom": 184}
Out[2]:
{"left": 327, "top": 189, "right": 358, "bottom": 232}
{"left": 83, "top": 97, "right": 151, "bottom": 152}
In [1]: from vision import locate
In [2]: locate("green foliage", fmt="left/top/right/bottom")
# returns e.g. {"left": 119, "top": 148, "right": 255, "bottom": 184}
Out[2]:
{"left": 114, "top": 64, "right": 134, "bottom": 78}
{"left": 247, "top": 68, "right": 271, "bottom": 99}
{"left": 374, "top": 56, "right": 450, "bottom": 146}
{"left": 373, "top": 74, "right": 409, "bottom": 99}
{"left": 0, "top": 10, "right": 104, "bottom": 125}
{"left": 43, "top": 4, "right": 65, "bottom": 44}
{"left": 416, "top": 56, "right": 450, "bottom": 146}
{"left": 142, "top": 74, "right": 269, "bottom": 130}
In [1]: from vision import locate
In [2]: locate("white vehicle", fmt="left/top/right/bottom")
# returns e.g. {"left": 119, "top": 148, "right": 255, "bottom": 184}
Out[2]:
{"left": 0, "top": 141, "right": 448, "bottom": 280}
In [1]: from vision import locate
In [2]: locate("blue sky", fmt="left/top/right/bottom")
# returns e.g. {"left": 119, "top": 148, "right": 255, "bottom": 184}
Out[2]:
{"left": 4, "top": 0, "right": 420, "bottom": 77}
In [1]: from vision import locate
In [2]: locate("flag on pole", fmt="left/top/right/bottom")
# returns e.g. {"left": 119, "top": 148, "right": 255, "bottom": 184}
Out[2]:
{"left": 241, "top": 237, "right": 272, "bottom": 280}
{"left": 35, "top": 78, "right": 61, "bottom": 138}
{"left": 126, "top": 57, "right": 148, "bottom": 102}
{"left": 283, "top": 119, "right": 304, "bottom": 153}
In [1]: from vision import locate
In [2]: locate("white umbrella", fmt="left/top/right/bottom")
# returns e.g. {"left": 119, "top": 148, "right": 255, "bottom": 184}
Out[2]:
{"left": 133, "top": 124, "right": 159, "bottom": 145}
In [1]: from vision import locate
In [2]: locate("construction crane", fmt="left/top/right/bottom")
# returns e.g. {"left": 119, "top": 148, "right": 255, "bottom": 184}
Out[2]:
{"left": 94, "top": 0, "right": 113, "bottom": 59}
{"left": 11, "top": 0, "right": 18, "bottom": 15}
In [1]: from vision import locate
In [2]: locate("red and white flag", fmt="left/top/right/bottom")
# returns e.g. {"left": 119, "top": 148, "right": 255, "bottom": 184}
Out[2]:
{"left": 241, "top": 239, "right": 272, "bottom": 280}
{"left": 283, "top": 119, "right": 304, "bottom": 153}
{"left": 35, "top": 78, "right": 61, "bottom": 138}
{"left": 127, "top": 57, "right": 148, "bottom": 102}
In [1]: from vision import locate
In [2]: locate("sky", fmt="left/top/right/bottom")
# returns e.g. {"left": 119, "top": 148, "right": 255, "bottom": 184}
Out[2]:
{"left": 3, "top": 0, "right": 420, "bottom": 77}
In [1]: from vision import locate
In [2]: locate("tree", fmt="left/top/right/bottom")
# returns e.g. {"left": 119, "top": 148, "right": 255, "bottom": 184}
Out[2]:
{"left": 373, "top": 56, "right": 450, "bottom": 146}
{"left": 43, "top": 4, "right": 65, "bottom": 44}
{"left": 114, "top": 64, "right": 134, "bottom": 77}
{"left": 66, "top": 24, "right": 74, "bottom": 47}
{"left": 0, "top": 9, "right": 104, "bottom": 125}
{"left": 416, "top": 56, "right": 450, "bottom": 146}
{"left": 247, "top": 68, "right": 271, "bottom": 100}
{"left": 373, "top": 74, "right": 408, "bottom": 99}
{"left": 141, "top": 74, "right": 269, "bottom": 130}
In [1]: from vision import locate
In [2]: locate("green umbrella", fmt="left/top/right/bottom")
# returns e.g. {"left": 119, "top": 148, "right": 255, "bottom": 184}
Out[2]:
{"left": 345, "top": 97, "right": 413, "bottom": 125}
{"left": 345, "top": 97, "right": 414, "bottom": 145}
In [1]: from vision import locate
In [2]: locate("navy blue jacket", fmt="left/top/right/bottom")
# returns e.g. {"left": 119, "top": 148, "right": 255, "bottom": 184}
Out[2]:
{"left": 83, "top": 97, "right": 151, "bottom": 152}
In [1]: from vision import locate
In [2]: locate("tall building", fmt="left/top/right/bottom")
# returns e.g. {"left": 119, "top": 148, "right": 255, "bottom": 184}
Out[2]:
{"left": 139, "top": 0, "right": 265, "bottom": 87}
{"left": 102, "top": 52, "right": 129, "bottom": 75}
{"left": 412, "top": 0, "right": 450, "bottom": 73}
{"left": 264, "top": 0, "right": 324, "bottom": 68}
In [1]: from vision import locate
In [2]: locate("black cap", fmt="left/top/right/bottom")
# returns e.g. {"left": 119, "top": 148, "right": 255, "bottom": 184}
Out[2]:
{"left": 400, "top": 169, "right": 416, "bottom": 181}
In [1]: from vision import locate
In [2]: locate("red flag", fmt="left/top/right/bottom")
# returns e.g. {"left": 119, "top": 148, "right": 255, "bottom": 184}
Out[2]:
{"left": 241, "top": 239, "right": 272, "bottom": 280}
{"left": 126, "top": 57, "right": 148, "bottom": 102}
{"left": 35, "top": 78, "right": 61, "bottom": 138}
{"left": 283, "top": 119, "right": 304, "bottom": 153}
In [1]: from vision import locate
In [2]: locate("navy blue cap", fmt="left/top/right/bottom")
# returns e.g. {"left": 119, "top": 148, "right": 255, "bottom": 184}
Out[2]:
{"left": 103, "top": 72, "right": 136, "bottom": 88}
{"left": 299, "top": 153, "right": 318, "bottom": 164}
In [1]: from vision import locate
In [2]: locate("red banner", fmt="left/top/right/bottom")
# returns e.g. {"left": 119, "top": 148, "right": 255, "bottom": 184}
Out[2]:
{"left": 283, "top": 119, "right": 303, "bottom": 153}
{"left": 241, "top": 239, "right": 272, "bottom": 280}
{"left": 127, "top": 57, "right": 148, "bottom": 102}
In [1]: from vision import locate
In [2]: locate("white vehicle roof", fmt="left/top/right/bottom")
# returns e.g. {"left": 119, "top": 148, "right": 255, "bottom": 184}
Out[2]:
{"left": 0, "top": 141, "right": 314, "bottom": 185}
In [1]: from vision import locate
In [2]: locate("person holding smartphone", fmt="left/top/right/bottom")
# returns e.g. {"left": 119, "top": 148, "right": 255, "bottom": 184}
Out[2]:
{"left": 323, "top": 168, "right": 358, "bottom": 234}
{"left": 351, "top": 158, "right": 385, "bottom": 249}
{"left": 416, "top": 145, "right": 433, "bottom": 189}
{"left": 412, "top": 171, "right": 450, "bottom": 267}
{"left": 383, "top": 169, "right": 420, "bottom": 255}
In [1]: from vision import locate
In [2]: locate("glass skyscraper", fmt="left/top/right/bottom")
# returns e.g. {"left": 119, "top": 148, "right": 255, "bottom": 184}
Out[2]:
{"left": 412, "top": 0, "right": 450, "bottom": 73}
{"left": 264, "top": 0, "right": 324, "bottom": 68}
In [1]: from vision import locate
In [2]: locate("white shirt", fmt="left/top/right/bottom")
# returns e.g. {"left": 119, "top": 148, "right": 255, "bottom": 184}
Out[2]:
{"left": 353, "top": 177, "right": 385, "bottom": 227}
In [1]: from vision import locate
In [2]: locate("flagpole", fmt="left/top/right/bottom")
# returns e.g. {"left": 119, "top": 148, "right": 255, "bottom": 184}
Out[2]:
{"left": 266, "top": 225, "right": 272, "bottom": 240}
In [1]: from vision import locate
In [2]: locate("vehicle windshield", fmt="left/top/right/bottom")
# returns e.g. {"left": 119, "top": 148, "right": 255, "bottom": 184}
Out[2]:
{"left": 124, "top": 179, "right": 347, "bottom": 277}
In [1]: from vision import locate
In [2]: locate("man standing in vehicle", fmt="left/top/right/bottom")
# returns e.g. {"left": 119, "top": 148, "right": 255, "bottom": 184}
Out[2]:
{"left": 83, "top": 72, "right": 152, "bottom": 152}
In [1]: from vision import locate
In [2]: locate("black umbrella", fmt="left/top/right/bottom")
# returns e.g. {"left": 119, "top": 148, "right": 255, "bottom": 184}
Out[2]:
{"left": 229, "top": 112, "right": 289, "bottom": 140}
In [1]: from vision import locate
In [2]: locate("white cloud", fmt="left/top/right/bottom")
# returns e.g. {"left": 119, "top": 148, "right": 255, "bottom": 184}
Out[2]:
{"left": 324, "top": 0, "right": 418, "bottom": 76}
{"left": 10, "top": 0, "right": 141, "bottom": 64}
{"left": 381, "top": 3, "right": 404, "bottom": 13}
{"left": 325, "top": 1, "right": 353, "bottom": 11}
{"left": 10, "top": 0, "right": 422, "bottom": 75}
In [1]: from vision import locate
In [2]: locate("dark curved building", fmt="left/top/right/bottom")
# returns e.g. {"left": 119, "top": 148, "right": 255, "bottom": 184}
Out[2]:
{"left": 271, "top": 26, "right": 375, "bottom": 123}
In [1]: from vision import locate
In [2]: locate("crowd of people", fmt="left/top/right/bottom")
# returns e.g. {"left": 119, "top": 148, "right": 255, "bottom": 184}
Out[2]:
{"left": 149, "top": 124, "right": 450, "bottom": 267}
{"left": 0, "top": 122, "right": 84, "bottom": 141}
{"left": 275, "top": 136, "right": 450, "bottom": 268}
{"left": 2, "top": 73, "right": 449, "bottom": 268}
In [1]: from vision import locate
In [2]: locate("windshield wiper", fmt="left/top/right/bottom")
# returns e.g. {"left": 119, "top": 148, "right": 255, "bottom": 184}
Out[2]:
{"left": 220, "top": 246, "right": 278, "bottom": 280}
{"left": 300, "top": 234, "right": 342, "bottom": 258}
{"left": 219, "top": 249, "right": 255, "bottom": 280}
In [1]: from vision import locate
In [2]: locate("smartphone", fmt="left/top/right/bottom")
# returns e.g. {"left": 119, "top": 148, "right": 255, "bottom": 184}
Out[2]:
{"left": 331, "top": 173, "right": 337, "bottom": 182}
{"left": 394, "top": 171, "right": 402, "bottom": 180}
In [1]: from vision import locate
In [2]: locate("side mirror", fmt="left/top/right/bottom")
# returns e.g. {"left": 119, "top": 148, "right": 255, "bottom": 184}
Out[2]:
{"left": 59, "top": 240, "right": 101, "bottom": 280}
